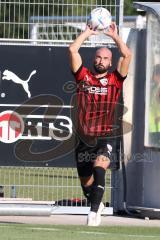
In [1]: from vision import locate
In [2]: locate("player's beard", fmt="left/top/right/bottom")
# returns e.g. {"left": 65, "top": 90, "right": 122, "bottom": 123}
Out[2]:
{"left": 93, "top": 63, "right": 108, "bottom": 74}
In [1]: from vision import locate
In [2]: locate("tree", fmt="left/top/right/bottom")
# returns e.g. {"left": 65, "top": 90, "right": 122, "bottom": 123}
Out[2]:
{"left": 124, "top": 0, "right": 137, "bottom": 16}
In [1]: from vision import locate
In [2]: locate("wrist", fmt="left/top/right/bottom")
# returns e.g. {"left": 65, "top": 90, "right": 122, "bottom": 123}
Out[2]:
{"left": 112, "top": 34, "right": 120, "bottom": 42}
{"left": 82, "top": 29, "right": 92, "bottom": 38}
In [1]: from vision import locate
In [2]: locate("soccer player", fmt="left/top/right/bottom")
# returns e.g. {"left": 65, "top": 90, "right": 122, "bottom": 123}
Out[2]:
{"left": 68, "top": 22, "right": 132, "bottom": 226}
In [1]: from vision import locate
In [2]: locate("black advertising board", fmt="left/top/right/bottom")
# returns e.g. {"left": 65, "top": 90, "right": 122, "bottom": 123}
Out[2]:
{"left": 0, "top": 45, "right": 120, "bottom": 168}
{"left": 0, "top": 45, "right": 76, "bottom": 167}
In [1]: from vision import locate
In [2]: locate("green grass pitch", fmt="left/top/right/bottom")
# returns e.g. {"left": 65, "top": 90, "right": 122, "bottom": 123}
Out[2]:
{"left": 0, "top": 224, "right": 160, "bottom": 240}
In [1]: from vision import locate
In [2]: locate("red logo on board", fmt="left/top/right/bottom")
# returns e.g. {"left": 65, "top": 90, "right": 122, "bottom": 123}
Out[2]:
{"left": 0, "top": 111, "right": 24, "bottom": 143}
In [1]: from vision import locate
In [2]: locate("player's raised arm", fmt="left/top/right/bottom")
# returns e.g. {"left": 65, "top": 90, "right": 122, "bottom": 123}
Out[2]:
{"left": 104, "top": 22, "right": 132, "bottom": 77}
{"left": 68, "top": 26, "right": 97, "bottom": 73}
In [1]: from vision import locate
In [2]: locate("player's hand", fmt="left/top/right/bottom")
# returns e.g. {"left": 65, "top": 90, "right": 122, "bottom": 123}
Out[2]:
{"left": 85, "top": 24, "right": 99, "bottom": 36}
{"left": 103, "top": 22, "right": 118, "bottom": 38}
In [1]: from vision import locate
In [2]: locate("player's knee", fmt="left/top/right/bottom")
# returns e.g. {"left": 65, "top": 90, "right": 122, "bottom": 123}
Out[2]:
{"left": 94, "top": 155, "right": 110, "bottom": 169}
{"left": 80, "top": 176, "right": 94, "bottom": 187}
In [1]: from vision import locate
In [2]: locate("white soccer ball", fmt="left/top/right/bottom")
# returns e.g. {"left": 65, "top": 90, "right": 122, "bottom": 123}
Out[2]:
{"left": 88, "top": 7, "right": 112, "bottom": 31}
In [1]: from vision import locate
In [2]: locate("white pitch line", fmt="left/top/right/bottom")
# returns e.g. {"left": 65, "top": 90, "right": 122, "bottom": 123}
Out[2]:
{"left": 0, "top": 225, "right": 159, "bottom": 238}
{"left": 80, "top": 231, "right": 159, "bottom": 238}
{"left": 25, "top": 228, "right": 160, "bottom": 238}
{"left": 29, "top": 227, "right": 60, "bottom": 231}
{"left": 0, "top": 225, "right": 60, "bottom": 232}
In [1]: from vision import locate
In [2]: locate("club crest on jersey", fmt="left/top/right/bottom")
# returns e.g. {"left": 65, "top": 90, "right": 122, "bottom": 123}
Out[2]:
{"left": 100, "top": 78, "right": 108, "bottom": 86}
{"left": 84, "top": 75, "right": 90, "bottom": 82}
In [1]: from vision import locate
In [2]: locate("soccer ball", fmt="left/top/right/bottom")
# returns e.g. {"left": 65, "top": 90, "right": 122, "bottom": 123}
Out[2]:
{"left": 87, "top": 7, "right": 112, "bottom": 31}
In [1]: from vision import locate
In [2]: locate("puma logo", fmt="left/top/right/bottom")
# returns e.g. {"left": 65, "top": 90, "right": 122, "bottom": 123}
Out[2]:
{"left": 2, "top": 69, "right": 37, "bottom": 98}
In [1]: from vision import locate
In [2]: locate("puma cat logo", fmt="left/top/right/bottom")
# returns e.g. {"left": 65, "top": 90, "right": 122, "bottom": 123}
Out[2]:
{"left": 2, "top": 70, "right": 37, "bottom": 98}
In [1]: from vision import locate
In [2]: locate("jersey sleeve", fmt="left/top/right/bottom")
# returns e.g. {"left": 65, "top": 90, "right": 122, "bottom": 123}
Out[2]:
{"left": 112, "top": 70, "right": 127, "bottom": 88}
{"left": 73, "top": 65, "right": 88, "bottom": 82}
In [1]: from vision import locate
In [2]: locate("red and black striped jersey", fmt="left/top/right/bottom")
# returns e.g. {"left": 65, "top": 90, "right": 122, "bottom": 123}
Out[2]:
{"left": 74, "top": 65, "right": 126, "bottom": 136}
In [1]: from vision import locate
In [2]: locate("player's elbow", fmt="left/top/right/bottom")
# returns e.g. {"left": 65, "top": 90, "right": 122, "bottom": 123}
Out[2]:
{"left": 68, "top": 44, "right": 78, "bottom": 54}
{"left": 125, "top": 48, "right": 132, "bottom": 59}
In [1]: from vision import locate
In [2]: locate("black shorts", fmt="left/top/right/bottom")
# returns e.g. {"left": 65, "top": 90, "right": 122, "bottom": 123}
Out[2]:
{"left": 75, "top": 135, "right": 120, "bottom": 177}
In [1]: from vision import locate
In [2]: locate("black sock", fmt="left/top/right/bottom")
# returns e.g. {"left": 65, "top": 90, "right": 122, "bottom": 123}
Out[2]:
{"left": 90, "top": 166, "right": 105, "bottom": 212}
{"left": 81, "top": 184, "right": 93, "bottom": 203}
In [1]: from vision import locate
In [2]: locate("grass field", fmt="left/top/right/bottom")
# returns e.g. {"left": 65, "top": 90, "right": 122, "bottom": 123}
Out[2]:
{"left": 0, "top": 224, "right": 160, "bottom": 240}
